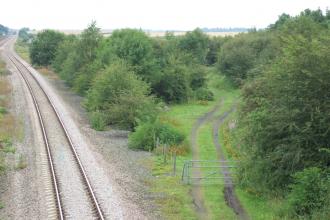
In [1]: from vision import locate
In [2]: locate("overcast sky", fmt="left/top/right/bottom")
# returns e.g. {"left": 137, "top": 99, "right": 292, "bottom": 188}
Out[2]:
{"left": 1, "top": 0, "right": 329, "bottom": 30}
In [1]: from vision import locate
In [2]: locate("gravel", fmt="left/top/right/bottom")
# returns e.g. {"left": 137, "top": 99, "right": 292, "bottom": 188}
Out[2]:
{"left": 0, "top": 39, "right": 50, "bottom": 220}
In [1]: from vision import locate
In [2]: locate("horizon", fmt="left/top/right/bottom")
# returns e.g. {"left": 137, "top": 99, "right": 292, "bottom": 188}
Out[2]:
{"left": 0, "top": 0, "right": 328, "bottom": 30}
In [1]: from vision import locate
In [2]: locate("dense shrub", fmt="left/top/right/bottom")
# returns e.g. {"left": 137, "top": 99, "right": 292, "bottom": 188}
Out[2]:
{"left": 30, "top": 30, "right": 64, "bottom": 66}
{"left": 286, "top": 167, "right": 329, "bottom": 218}
{"left": 194, "top": 87, "right": 214, "bottom": 101}
{"left": 85, "top": 59, "right": 157, "bottom": 129}
{"left": 218, "top": 32, "right": 278, "bottom": 85}
{"left": 129, "top": 121, "right": 185, "bottom": 151}
{"left": 154, "top": 56, "right": 191, "bottom": 103}
{"left": 178, "top": 28, "right": 210, "bottom": 64}
{"left": 237, "top": 26, "right": 330, "bottom": 192}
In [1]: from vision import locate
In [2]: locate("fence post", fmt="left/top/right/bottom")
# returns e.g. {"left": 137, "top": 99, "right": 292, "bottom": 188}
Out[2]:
{"left": 163, "top": 144, "right": 167, "bottom": 164}
{"left": 173, "top": 151, "right": 177, "bottom": 176}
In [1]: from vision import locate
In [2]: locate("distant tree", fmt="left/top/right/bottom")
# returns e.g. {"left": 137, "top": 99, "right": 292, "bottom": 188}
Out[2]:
{"left": 178, "top": 28, "right": 210, "bottom": 64}
{"left": 76, "top": 21, "right": 102, "bottom": 63}
{"left": 205, "top": 36, "right": 228, "bottom": 65}
{"left": 269, "top": 13, "right": 291, "bottom": 29}
{"left": 0, "top": 24, "right": 9, "bottom": 36}
{"left": 218, "top": 32, "right": 279, "bottom": 85}
{"left": 103, "top": 29, "right": 159, "bottom": 85}
{"left": 30, "top": 30, "right": 64, "bottom": 66}
{"left": 72, "top": 22, "right": 103, "bottom": 94}
{"left": 18, "top": 28, "right": 32, "bottom": 42}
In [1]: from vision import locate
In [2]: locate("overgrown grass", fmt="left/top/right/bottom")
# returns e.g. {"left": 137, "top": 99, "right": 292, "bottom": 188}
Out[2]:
{"left": 150, "top": 156, "right": 197, "bottom": 219}
{"left": 0, "top": 57, "right": 19, "bottom": 211}
{"left": 218, "top": 100, "right": 282, "bottom": 219}
{"left": 14, "top": 39, "right": 30, "bottom": 63}
{"left": 235, "top": 188, "right": 281, "bottom": 220}
{"left": 149, "top": 68, "right": 241, "bottom": 219}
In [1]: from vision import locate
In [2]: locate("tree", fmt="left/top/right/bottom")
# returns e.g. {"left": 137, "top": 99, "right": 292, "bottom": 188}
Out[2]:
{"left": 0, "top": 24, "right": 9, "bottom": 36}
{"left": 218, "top": 32, "right": 279, "bottom": 85}
{"left": 30, "top": 30, "right": 64, "bottom": 66}
{"left": 153, "top": 55, "right": 191, "bottom": 103}
{"left": 76, "top": 21, "right": 102, "bottom": 63}
{"left": 178, "top": 28, "right": 210, "bottom": 64}
{"left": 18, "top": 28, "right": 32, "bottom": 42}
{"left": 85, "top": 59, "right": 156, "bottom": 129}
{"left": 237, "top": 31, "right": 330, "bottom": 192}
{"left": 103, "top": 29, "right": 159, "bottom": 85}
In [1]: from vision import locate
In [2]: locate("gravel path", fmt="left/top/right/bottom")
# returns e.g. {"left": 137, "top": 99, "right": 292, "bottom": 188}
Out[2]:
{"left": 212, "top": 106, "right": 249, "bottom": 220}
{"left": 190, "top": 99, "right": 223, "bottom": 220}
{"left": 0, "top": 38, "right": 50, "bottom": 220}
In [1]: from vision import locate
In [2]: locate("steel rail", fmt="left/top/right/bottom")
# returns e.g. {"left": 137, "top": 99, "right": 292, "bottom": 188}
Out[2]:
{"left": 9, "top": 54, "right": 105, "bottom": 220}
{"left": 8, "top": 55, "right": 65, "bottom": 220}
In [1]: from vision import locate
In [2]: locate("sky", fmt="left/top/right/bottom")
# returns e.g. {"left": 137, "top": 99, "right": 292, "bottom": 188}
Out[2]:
{"left": 0, "top": 0, "right": 329, "bottom": 30}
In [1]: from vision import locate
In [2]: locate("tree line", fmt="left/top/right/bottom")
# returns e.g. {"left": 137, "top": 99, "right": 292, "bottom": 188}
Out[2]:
{"left": 28, "top": 24, "right": 220, "bottom": 151}
{"left": 230, "top": 9, "right": 330, "bottom": 219}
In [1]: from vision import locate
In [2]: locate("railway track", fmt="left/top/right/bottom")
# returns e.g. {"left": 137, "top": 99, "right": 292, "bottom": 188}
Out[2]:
{"left": 7, "top": 48, "right": 105, "bottom": 219}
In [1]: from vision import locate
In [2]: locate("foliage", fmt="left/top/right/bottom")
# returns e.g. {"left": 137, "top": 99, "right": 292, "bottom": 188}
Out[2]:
{"left": 154, "top": 55, "right": 191, "bottom": 103}
{"left": 205, "top": 36, "right": 228, "bottom": 65}
{"left": 18, "top": 28, "right": 32, "bottom": 42}
{"left": 85, "top": 59, "right": 157, "bottom": 129}
{"left": 53, "top": 22, "right": 102, "bottom": 92}
{"left": 237, "top": 27, "right": 330, "bottom": 192}
{"left": 129, "top": 120, "right": 185, "bottom": 151}
{"left": 102, "top": 29, "right": 159, "bottom": 84}
{"left": 0, "top": 24, "right": 9, "bottom": 36}
{"left": 88, "top": 111, "right": 107, "bottom": 131}
{"left": 194, "top": 87, "right": 214, "bottom": 101}
{"left": 217, "top": 31, "right": 279, "bottom": 85}
{"left": 178, "top": 28, "right": 210, "bottom": 64}
{"left": 30, "top": 30, "right": 64, "bottom": 66}
{"left": 286, "top": 167, "right": 330, "bottom": 218}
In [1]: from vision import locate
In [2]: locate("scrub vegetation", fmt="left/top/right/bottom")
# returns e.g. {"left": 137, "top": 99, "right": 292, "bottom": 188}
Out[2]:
{"left": 20, "top": 8, "right": 330, "bottom": 219}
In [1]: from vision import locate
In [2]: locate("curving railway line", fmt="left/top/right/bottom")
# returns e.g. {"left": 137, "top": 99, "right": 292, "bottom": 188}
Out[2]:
{"left": 2, "top": 37, "right": 105, "bottom": 220}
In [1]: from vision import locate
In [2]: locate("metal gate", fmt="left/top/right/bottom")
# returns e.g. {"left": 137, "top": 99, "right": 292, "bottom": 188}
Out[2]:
{"left": 181, "top": 160, "right": 237, "bottom": 185}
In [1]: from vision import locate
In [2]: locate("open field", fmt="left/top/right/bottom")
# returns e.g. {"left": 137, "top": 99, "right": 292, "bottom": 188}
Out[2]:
{"left": 30, "top": 29, "right": 241, "bottom": 37}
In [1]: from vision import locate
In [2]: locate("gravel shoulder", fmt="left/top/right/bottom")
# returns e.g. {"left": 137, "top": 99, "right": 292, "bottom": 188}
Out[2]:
{"left": 0, "top": 41, "right": 49, "bottom": 220}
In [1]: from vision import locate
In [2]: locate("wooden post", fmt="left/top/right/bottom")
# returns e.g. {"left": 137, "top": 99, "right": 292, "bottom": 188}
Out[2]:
{"left": 173, "top": 151, "right": 177, "bottom": 176}
{"left": 163, "top": 144, "right": 167, "bottom": 164}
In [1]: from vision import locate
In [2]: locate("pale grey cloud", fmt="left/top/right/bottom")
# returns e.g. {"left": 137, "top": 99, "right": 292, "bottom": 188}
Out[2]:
{"left": 1, "top": 0, "right": 329, "bottom": 30}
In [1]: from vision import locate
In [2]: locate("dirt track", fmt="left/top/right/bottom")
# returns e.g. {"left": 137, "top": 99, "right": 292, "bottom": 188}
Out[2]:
{"left": 190, "top": 99, "right": 223, "bottom": 219}
{"left": 212, "top": 106, "right": 249, "bottom": 220}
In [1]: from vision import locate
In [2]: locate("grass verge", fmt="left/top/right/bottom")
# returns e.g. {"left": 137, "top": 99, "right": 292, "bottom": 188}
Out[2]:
{"left": 14, "top": 39, "right": 30, "bottom": 63}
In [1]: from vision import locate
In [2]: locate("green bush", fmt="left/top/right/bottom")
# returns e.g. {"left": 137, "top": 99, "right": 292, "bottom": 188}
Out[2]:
{"left": 194, "top": 87, "right": 214, "bottom": 101}
{"left": 286, "top": 167, "right": 329, "bottom": 217}
{"left": 89, "top": 111, "right": 107, "bottom": 131}
{"left": 129, "top": 121, "right": 185, "bottom": 151}
{"left": 0, "top": 107, "right": 7, "bottom": 114}
{"left": 85, "top": 59, "right": 157, "bottom": 130}
{"left": 30, "top": 30, "right": 64, "bottom": 66}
